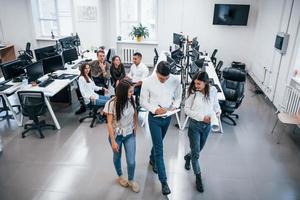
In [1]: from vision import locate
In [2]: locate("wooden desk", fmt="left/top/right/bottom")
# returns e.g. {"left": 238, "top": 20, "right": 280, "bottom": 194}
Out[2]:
{"left": 0, "top": 45, "right": 16, "bottom": 63}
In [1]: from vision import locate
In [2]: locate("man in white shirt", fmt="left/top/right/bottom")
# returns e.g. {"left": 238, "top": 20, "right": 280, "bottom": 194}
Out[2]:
{"left": 140, "top": 61, "right": 182, "bottom": 196}
{"left": 127, "top": 52, "right": 149, "bottom": 109}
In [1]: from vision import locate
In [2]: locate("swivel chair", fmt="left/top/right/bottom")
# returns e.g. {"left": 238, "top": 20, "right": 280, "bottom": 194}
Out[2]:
{"left": 210, "top": 49, "right": 218, "bottom": 67}
{"left": 17, "top": 91, "right": 56, "bottom": 138}
{"left": 220, "top": 67, "right": 246, "bottom": 126}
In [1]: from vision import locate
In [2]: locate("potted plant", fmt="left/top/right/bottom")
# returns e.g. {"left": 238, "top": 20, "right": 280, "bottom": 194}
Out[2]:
{"left": 129, "top": 23, "right": 149, "bottom": 42}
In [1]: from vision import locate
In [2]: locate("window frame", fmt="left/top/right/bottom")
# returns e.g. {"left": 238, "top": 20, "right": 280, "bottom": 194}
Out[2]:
{"left": 118, "top": 0, "right": 157, "bottom": 41}
{"left": 36, "top": 0, "right": 73, "bottom": 38}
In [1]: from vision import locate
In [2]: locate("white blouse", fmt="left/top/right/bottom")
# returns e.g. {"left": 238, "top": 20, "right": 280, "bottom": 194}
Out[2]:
{"left": 78, "top": 76, "right": 103, "bottom": 104}
{"left": 184, "top": 86, "right": 220, "bottom": 125}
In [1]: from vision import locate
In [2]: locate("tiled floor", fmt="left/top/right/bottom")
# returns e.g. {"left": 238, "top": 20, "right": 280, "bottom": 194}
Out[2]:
{"left": 0, "top": 79, "right": 300, "bottom": 200}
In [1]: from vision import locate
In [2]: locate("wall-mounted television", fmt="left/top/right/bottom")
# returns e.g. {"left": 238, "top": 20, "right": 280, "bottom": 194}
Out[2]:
{"left": 213, "top": 4, "right": 250, "bottom": 26}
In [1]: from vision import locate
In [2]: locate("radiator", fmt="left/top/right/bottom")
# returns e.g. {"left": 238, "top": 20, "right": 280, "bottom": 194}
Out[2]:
{"left": 282, "top": 86, "right": 300, "bottom": 115}
{"left": 121, "top": 48, "right": 136, "bottom": 64}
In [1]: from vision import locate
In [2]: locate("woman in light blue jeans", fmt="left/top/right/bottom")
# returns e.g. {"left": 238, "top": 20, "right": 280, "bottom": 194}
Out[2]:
{"left": 104, "top": 79, "right": 139, "bottom": 193}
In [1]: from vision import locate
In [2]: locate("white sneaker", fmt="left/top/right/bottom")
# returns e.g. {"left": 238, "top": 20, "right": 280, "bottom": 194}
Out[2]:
{"left": 128, "top": 180, "right": 140, "bottom": 193}
{"left": 118, "top": 176, "right": 129, "bottom": 187}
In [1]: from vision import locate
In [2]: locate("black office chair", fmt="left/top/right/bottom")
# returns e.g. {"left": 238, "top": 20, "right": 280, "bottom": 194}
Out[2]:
{"left": 106, "top": 49, "right": 111, "bottom": 64}
{"left": 215, "top": 60, "right": 223, "bottom": 79}
{"left": 0, "top": 95, "right": 21, "bottom": 121}
{"left": 79, "top": 100, "right": 106, "bottom": 128}
{"left": 210, "top": 49, "right": 218, "bottom": 67}
{"left": 17, "top": 91, "right": 56, "bottom": 138}
{"left": 75, "top": 86, "right": 87, "bottom": 115}
{"left": 153, "top": 48, "right": 159, "bottom": 67}
{"left": 77, "top": 82, "right": 106, "bottom": 128}
{"left": 220, "top": 67, "right": 246, "bottom": 126}
{"left": 18, "top": 42, "right": 33, "bottom": 65}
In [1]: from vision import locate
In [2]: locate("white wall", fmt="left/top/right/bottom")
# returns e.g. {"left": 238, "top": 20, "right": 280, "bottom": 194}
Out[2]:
{"left": 0, "top": 0, "right": 35, "bottom": 51}
{"left": 156, "top": 0, "right": 258, "bottom": 69}
{"left": 249, "top": 0, "right": 300, "bottom": 108}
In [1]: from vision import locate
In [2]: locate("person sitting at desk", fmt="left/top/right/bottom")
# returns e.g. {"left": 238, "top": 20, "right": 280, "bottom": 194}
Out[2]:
{"left": 126, "top": 52, "right": 149, "bottom": 109}
{"left": 78, "top": 63, "right": 110, "bottom": 109}
{"left": 183, "top": 71, "right": 221, "bottom": 193}
{"left": 89, "top": 49, "right": 110, "bottom": 89}
{"left": 110, "top": 56, "right": 126, "bottom": 88}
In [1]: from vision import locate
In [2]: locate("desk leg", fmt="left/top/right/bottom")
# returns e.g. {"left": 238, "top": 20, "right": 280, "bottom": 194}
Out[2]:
{"left": 45, "top": 97, "right": 61, "bottom": 130}
{"left": 175, "top": 112, "right": 182, "bottom": 130}
{"left": 2, "top": 94, "right": 22, "bottom": 126}
{"left": 180, "top": 116, "right": 189, "bottom": 130}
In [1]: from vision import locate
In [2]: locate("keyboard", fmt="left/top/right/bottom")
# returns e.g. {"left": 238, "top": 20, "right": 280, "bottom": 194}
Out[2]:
{"left": 57, "top": 74, "right": 77, "bottom": 80}
{"left": 39, "top": 79, "right": 54, "bottom": 87}
{"left": 0, "top": 84, "right": 13, "bottom": 91}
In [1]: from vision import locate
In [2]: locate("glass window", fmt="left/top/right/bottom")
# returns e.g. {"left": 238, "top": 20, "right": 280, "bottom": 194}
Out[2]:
{"left": 118, "top": 0, "right": 156, "bottom": 40}
{"left": 37, "top": 0, "right": 73, "bottom": 37}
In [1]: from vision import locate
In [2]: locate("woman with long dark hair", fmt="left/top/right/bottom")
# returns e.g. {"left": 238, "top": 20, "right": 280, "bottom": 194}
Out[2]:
{"left": 110, "top": 56, "right": 126, "bottom": 88}
{"left": 103, "top": 79, "right": 139, "bottom": 193}
{"left": 78, "top": 63, "right": 110, "bottom": 106}
{"left": 184, "top": 71, "right": 220, "bottom": 193}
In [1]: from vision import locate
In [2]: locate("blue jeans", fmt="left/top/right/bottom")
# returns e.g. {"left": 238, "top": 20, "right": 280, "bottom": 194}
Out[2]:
{"left": 188, "top": 119, "right": 211, "bottom": 175}
{"left": 109, "top": 133, "right": 136, "bottom": 181}
{"left": 95, "top": 95, "right": 110, "bottom": 106}
{"left": 148, "top": 113, "right": 171, "bottom": 183}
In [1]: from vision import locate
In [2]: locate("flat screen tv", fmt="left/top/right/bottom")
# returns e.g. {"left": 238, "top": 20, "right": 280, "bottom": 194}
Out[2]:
{"left": 213, "top": 4, "right": 250, "bottom": 26}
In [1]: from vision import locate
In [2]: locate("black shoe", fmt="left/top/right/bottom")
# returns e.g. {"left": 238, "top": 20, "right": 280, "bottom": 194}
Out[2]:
{"left": 161, "top": 182, "right": 171, "bottom": 195}
{"left": 75, "top": 106, "right": 86, "bottom": 115}
{"left": 149, "top": 160, "right": 157, "bottom": 174}
{"left": 184, "top": 154, "right": 191, "bottom": 170}
{"left": 196, "top": 173, "right": 204, "bottom": 193}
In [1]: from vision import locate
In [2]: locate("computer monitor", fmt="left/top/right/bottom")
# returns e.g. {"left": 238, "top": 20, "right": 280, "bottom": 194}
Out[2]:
{"left": 171, "top": 48, "right": 183, "bottom": 63}
{"left": 194, "top": 58, "right": 205, "bottom": 69}
{"left": 173, "top": 33, "right": 184, "bottom": 46}
{"left": 34, "top": 45, "right": 58, "bottom": 61}
{"left": 59, "top": 35, "right": 80, "bottom": 50}
{"left": 62, "top": 48, "right": 78, "bottom": 64}
{"left": 192, "top": 49, "right": 200, "bottom": 61}
{"left": 0, "top": 59, "right": 25, "bottom": 81}
{"left": 26, "top": 61, "right": 44, "bottom": 83}
{"left": 42, "top": 55, "right": 64, "bottom": 74}
{"left": 191, "top": 37, "right": 198, "bottom": 48}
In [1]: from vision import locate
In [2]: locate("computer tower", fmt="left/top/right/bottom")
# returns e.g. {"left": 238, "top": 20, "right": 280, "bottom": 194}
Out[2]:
{"left": 50, "top": 85, "right": 72, "bottom": 104}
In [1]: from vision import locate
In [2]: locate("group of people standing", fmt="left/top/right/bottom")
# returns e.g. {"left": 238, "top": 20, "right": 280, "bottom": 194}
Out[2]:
{"left": 77, "top": 49, "right": 220, "bottom": 196}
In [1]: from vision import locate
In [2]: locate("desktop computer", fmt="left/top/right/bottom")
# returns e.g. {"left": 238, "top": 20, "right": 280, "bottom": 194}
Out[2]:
{"left": 26, "top": 61, "right": 44, "bottom": 83}
{"left": 34, "top": 45, "right": 58, "bottom": 61}
{"left": 42, "top": 55, "right": 64, "bottom": 74}
{"left": 0, "top": 59, "right": 26, "bottom": 81}
{"left": 62, "top": 48, "right": 78, "bottom": 64}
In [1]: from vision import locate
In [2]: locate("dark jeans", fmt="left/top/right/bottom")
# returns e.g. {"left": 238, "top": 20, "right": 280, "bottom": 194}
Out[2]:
{"left": 109, "top": 133, "right": 136, "bottom": 181}
{"left": 188, "top": 119, "right": 211, "bottom": 175}
{"left": 93, "top": 76, "right": 108, "bottom": 95}
{"left": 148, "top": 113, "right": 171, "bottom": 183}
{"left": 134, "top": 85, "right": 141, "bottom": 107}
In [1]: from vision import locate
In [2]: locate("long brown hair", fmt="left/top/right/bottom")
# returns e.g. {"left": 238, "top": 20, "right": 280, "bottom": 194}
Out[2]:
{"left": 111, "top": 56, "right": 124, "bottom": 70}
{"left": 80, "top": 63, "right": 91, "bottom": 83}
{"left": 188, "top": 71, "right": 210, "bottom": 100}
{"left": 114, "top": 79, "right": 135, "bottom": 121}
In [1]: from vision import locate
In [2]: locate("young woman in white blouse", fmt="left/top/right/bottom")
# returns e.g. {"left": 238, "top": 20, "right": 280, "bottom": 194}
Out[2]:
{"left": 104, "top": 79, "right": 139, "bottom": 193}
{"left": 184, "top": 71, "right": 221, "bottom": 193}
{"left": 78, "top": 63, "right": 110, "bottom": 107}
